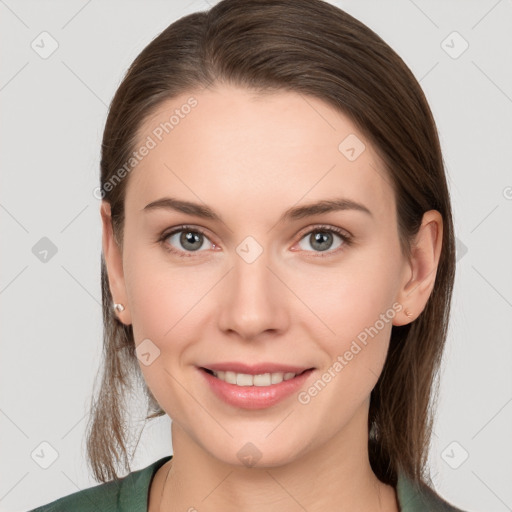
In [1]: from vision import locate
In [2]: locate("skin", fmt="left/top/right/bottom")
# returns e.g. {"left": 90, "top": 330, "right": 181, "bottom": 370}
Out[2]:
{"left": 101, "top": 85, "right": 443, "bottom": 512}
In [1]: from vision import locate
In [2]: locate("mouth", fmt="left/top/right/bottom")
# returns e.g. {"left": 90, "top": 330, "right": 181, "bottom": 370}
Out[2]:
{"left": 200, "top": 367, "right": 314, "bottom": 387}
{"left": 198, "top": 365, "right": 316, "bottom": 409}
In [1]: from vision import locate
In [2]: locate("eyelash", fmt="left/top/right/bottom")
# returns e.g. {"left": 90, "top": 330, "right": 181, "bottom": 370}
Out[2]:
{"left": 157, "top": 224, "right": 353, "bottom": 259}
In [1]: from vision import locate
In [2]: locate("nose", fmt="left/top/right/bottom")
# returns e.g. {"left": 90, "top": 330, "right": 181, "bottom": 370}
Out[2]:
{"left": 217, "top": 250, "right": 289, "bottom": 341}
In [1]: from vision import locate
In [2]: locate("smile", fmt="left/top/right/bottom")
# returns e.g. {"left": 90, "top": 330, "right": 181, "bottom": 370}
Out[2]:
{"left": 204, "top": 368, "right": 306, "bottom": 387}
{"left": 198, "top": 367, "right": 315, "bottom": 410}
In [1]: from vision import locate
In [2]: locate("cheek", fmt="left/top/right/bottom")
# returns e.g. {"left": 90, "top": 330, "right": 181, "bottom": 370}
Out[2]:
{"left": 122, "top": 248, "right": 204, "bottom": 412}
{"left": 293, "top": 259, "right": 398, "bottom": 336}
{"left": 292, "top": 268, "right": 396, "bottom": 415}
{"left": 286, "top": 250, "right": 400, "bottom": 382}
{"left": 123, "top": 238, "right": 208, "bottom": 335}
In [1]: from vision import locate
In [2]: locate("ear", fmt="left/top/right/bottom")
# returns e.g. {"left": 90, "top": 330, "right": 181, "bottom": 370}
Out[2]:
{"left": 100, "top": 201, "right": 132, "bottom": 325}
{"left": 393, "top": 210, "right": 443, "bottom": 326}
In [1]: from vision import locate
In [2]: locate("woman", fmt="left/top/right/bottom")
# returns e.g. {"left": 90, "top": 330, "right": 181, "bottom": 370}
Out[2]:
{"left": 30, "top": 0, "right": 467, "bottom": 510}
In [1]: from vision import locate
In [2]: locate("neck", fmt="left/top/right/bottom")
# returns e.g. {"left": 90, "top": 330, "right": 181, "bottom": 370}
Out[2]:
{"left": 157, "top": 403, "right": 398, "bottom": 512}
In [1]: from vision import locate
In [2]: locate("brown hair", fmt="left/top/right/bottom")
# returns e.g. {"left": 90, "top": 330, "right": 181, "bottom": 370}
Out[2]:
{"left": 86, "top": 0, "right": 456, "bottom": 491}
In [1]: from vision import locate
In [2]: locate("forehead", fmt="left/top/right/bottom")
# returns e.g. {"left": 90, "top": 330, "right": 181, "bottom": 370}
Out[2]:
{"left": 125, "top": 85, "right": 394, "bottom": 222}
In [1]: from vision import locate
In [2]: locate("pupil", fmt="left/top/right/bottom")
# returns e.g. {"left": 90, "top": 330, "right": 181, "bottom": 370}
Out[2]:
{"left": 312, "top": 231, "right": 332, "bottom": 251}
{"left": 181, "top": 231, "right": 202, "bottom": 251}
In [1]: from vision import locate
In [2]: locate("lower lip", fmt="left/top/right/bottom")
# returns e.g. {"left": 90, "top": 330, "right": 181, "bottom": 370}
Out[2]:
{"left": 198, "top": 367, "right": 315, "bottom": 410}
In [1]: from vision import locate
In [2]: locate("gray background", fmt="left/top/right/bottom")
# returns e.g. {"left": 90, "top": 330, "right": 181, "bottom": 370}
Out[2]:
{"left": 1, "top": 0, "right": 511, "bottom": 511}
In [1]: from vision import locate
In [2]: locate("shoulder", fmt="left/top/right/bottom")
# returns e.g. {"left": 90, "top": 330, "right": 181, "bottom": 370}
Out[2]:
{"left": 28, "top": 478, "right": 122, "bottom": 512}
{"left": 396, "top": 471, "right": 468, "bottom": 512}
{"left": 28, "top": 456, "right": 173, "bottom": 512}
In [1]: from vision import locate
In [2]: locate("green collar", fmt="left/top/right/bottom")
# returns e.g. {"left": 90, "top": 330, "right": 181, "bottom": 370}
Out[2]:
{"left": 396, "top": 468, "right": 465, "bottom": 511}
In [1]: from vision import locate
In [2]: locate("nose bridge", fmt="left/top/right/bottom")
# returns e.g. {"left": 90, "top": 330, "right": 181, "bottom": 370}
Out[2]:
{"left": 218, "top": 243, "right": 287, "bottom": 339}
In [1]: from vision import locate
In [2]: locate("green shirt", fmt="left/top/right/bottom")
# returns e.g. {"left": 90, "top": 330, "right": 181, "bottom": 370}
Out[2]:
{"left": 29, "top": 455, "right": 466, "bottom": 511}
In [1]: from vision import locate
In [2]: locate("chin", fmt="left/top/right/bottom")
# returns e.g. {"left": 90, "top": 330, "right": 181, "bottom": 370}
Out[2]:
{"left": 205, "top": 438, "right": 309, "bottom": 470}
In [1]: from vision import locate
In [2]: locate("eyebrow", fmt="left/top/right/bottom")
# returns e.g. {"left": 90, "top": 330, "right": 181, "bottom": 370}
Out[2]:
{"left": 142, "top": 196, "right": 373, "bottom": 223}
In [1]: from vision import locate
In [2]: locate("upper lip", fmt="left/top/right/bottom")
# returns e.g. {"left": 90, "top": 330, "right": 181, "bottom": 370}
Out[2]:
{"left": 200, "top": 362, "right": 314, "bottom": 375}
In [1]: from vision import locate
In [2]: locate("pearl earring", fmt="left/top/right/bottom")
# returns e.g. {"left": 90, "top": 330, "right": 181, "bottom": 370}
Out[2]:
{"left": 113, "top": 303, "right": 125, "bottom": 312}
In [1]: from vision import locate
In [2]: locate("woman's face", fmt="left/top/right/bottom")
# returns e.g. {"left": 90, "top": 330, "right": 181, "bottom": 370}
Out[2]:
{"left": 105, "top": 85, "right": 415, "bottom": 467}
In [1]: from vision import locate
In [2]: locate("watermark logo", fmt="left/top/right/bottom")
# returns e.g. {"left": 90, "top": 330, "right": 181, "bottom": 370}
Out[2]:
{"left": 136, "top": 338, "right": 161, "bottom": 366}
{"left": 31, "top": 441, "right": 59, "bottom": 469}
{"left": 31, "top": 31, "right": 59, "bottom": 59}
{"left": 237, "top": 442, "right": 262, "bottom": 467}
{"left": 441, "top": 31, "right": 469, "bottom": 60}
{"left": 441, "top": 441, "right": 469, "bottom": 469}
{"left": 338, "top": 134, "right": 366, "bottom": 162}
{"left": 236, "top": 236, "right": 264, "bottom": 264}
{"left": 455, "top": 237, "right": 468, "bottom": 262}
{"left": 32, "top": 237, "right": 58, "bottom": 263}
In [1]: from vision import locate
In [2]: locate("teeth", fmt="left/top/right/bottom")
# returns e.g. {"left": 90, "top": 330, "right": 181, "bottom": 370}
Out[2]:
{"left": 212, "top": 370, "right": 299, "bottom": 386}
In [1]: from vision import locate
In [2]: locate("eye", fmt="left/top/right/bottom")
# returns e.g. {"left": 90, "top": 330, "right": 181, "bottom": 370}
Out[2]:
{"left": 159, "top": 225, "right": 215, "bottom": 257}
{"left": 158, "top": 224, "right": 352, "bottom": 258}
{"left": 295, "top": 225, "right": 352, "bottom": 256}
